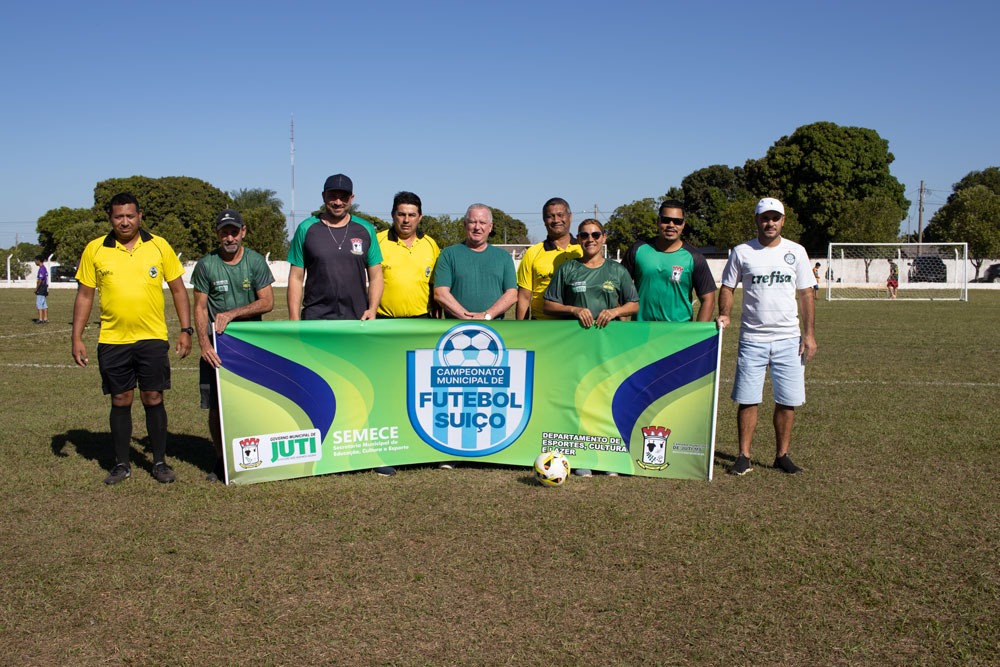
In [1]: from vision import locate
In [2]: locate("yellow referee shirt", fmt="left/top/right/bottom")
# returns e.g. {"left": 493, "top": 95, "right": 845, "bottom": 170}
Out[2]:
{"left": 376, "top": 228, "right": 440, "bottom": 317}
{"left": 76, "top": 230, "right": 185, "bottom": 344}
{"left": 516, "top": 238, "right": 582, "bottom": 319}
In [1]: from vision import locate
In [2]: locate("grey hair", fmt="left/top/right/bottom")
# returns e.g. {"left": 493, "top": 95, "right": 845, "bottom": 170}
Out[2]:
{"left": 464, "top": 203, "right": 493, "bottom": 224}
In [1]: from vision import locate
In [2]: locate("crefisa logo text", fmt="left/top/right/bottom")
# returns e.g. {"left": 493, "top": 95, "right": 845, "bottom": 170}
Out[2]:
{"left": 407, "top": 324, "right": 534, "bottom": 458}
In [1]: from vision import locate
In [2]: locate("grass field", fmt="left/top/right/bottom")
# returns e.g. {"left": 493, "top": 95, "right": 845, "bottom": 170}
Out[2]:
{"left": 1, "top": 288, "right": 997, "bottom": 666}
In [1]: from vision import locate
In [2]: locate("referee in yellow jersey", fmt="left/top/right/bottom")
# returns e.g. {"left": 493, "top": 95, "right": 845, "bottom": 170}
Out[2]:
{"left": 376, "top": 191, "right": 440, "bottom": 319}
{"left": 72, "top": 193, "right": 193, "bottom": 485}
{"left": 374, "top": 191, "right": 441, "bottom": 476}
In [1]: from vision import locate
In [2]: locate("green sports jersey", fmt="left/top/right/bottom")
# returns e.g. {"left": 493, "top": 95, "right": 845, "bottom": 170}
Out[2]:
{"left": 191, "top": 247, "right": 275, "bottom": 321}
{"left": 622, "top": 240, "right": 717, "bottom": 322}
{"left": 544, "top": 259, "right": 638, "bottom": 319}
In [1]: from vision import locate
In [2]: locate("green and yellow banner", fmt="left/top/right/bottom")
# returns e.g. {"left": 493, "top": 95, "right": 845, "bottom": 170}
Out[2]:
{"left": 217, "top": 320, "right": 721, "bottom": 485}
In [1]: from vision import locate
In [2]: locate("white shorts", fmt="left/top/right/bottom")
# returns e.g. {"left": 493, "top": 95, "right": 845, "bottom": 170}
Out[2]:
{"left": 731, "top": 336, "right": 806, "bottom": 407}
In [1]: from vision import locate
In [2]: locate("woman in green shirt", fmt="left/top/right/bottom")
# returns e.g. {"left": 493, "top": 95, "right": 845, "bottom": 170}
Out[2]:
{"left": 543, "top": 219, "right": 639, "bottom": 328}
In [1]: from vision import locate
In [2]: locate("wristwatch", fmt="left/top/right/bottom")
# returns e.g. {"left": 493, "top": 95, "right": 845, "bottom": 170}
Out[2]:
{"left": 483, "top": 313, "right": 492, "bottom": 320}
{"left": 180, "top": 327, "right": 194, "bottom": 335}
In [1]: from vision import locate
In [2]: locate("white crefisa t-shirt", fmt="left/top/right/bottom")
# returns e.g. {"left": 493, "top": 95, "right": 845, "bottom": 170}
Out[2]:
{"left": 720, "top": 237, "right": 816, "bottom": 342}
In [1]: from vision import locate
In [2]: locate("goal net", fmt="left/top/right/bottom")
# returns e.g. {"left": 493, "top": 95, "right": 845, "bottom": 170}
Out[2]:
{"left": 825, "top": 243, "right": 968, "bottom": 301}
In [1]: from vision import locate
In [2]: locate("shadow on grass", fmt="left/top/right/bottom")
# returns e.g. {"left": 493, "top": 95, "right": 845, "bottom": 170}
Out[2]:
{"left": 51, "top": 429, "right": 215, "bottom": 476}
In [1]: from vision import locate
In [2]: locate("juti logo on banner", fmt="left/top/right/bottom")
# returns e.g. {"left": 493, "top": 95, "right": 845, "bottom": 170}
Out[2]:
{"left": 232, "top": 430, "right": 322, "bottom": 470}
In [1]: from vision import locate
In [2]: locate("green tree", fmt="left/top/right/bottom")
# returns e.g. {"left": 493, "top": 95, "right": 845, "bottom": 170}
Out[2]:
{"left": 355, "top": 209, "right": 389, "bottom": 231}
{"left": 55, "top": 220, "right": 108, "bottom": 265}
{"left": 664, "top": 185, "right": 685, "bottom": 201}
{"left": 36, "top": 207, "right": 96, "bottom": 257}
{"left": 928, "top": 184, "right": 1000, "bottom": 279}
{"left": 711, "top": 197, "right": 759, "bottom": 251}
{"left": 711, "top": 198, "right": 804, "bottom": 251}
{"left": 93, "top": 176, "right": 232, "bottom": 259}
{"left": 420, "top": 214, "right": 463, "bottom": 248}
{"left": 745, "top": 122, "right": 909, "bottom": 254}
{"left": 925, "top": 167, "right": 1000, "bottom": 237}
{"left": 948, "top": 166, "right": 1000, "bottom": 195}
{"left": 835, "top": 197, "right": 908, "bottom": 281}
{"left": 488, "top": 207, "right": 529, "bottom": 245}
{"left": 833, "top": 197, "right": 907, "bottom": 243}
{"left": 681, "top": 165, "right": 750, "bottom": 246}
{"left": 604, "top": 197, "right": 663, "bottom": 256}
{"left": 416, "top": 208, "right": 528, "bottom": 248}
{"left": 926, "top": 168, "right": 1000, "bottom": 279}
{"left": 231, "top": 188, "right": 282, "bottom": 211}
{"left": 231, "top": 189, "right": 289, "bottom": 259}
{"left": 2, "top": 242, "right": 42, "bottom": 280}
{"left": 150, "top": 213, "right": 191, "bottom": 260}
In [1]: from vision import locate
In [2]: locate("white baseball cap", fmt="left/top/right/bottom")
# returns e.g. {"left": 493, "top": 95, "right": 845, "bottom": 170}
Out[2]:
{"left": 755, "top": 197, "right": 785, "bottom": 216}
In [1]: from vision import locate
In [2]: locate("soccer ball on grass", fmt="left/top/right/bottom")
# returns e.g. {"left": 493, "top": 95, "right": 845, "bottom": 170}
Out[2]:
{"left": 534, "top": 451, "right": 570, "bottom": 486}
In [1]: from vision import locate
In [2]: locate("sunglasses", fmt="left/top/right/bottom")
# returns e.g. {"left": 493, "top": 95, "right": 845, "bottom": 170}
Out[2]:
{"left": 758, "top": 214, "right": 783, "bottom": 222}
{"left": 578, "top": 231, "right": 603, "bottom": 240}
{"left": 659, "top": 216, "right": 685, "bottom": 226}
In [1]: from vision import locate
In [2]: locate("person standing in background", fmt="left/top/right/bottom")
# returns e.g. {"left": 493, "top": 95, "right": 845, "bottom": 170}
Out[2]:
{"left": 34, "top": 255, "right": 49, "bottom": 324}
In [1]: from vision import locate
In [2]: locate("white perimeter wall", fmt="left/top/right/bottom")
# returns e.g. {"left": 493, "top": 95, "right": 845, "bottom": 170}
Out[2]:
{"left": 4, "top": 256, "right": 1000, "bottom": 289}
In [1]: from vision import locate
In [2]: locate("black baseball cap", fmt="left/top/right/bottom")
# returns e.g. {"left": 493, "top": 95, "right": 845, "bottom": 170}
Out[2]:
{"left": 323, "top": 174, "right": 353, "bottom": 194}
{"left": 215, "top": 209, "right": 245, "bottom": 230}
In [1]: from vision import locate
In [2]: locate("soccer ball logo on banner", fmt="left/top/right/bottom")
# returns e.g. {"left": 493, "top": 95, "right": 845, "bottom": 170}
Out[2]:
{"left": 407, "top": 324, "right": 534, "bottom": 458}
{"left": 441, "top": 329, "right": 501, "bottom": 367}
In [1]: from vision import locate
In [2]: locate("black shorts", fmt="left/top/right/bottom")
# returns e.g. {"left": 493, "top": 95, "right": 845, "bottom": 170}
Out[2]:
{"left": 97, "top": 340, "right": 171, "bottom": 396}
{"left": 199, "top": 358, "right": 219, "bottom": 410}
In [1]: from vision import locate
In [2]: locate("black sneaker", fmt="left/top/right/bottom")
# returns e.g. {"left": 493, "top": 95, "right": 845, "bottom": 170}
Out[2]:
{"left": 728, "top": 455, "right": 753, "bottom": 476}
{"left": 374, "top": 466, "right": 396, "bottom": 477}
{"left": 104, "top": 463, "right": 131, "bottom": 485}
{"left": 773, "top": 454, "right": 803, "bottom": 474}
{"left": 151, "top": 462, "right": 176, "bottom": 484}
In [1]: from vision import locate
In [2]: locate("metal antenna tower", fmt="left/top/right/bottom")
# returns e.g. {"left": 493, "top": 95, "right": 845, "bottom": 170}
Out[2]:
{"left": 290, "top": 114, "right": 296, "bottom": 228}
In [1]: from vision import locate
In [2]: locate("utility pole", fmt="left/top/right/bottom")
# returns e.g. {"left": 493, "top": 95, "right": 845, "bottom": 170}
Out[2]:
{"left": 917, "top": 180, "right": 925, "bottom": 245}
{"left": 593, "top": 203, "right": 598, "bottom": 220}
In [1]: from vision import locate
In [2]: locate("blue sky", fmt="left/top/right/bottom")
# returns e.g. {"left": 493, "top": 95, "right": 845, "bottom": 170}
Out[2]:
{"left": 2, "top": 0, "right": 997, "bottom": 247}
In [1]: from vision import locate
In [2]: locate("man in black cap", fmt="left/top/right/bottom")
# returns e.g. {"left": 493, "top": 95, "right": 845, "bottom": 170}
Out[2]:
{"left": 192, "top": 208, "right": 275, "bottom": 481}
{"left": 285, "top": 175, "right": 392, "bottom": 476}
{"left": 286, "top": 174, "right": 383, "bottom": 321}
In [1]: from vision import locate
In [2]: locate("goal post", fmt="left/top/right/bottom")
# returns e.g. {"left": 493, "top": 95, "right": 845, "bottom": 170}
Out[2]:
{"left": 825, "top": 243, "right": 968, "bottom": 301}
